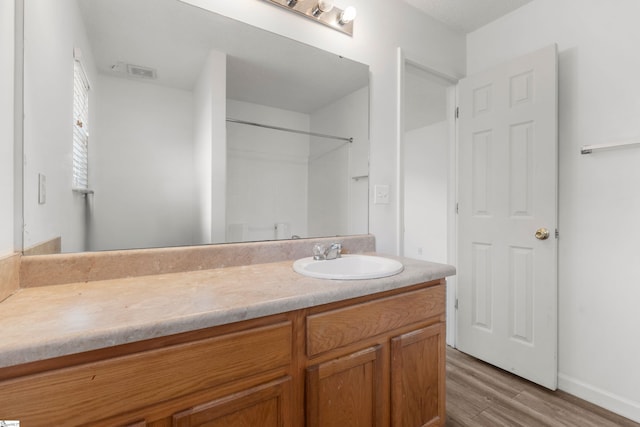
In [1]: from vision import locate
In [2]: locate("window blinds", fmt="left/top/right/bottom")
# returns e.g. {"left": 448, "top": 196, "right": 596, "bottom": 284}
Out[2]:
{"left": 73, "top": 59, "right": 90, "bottom": 189}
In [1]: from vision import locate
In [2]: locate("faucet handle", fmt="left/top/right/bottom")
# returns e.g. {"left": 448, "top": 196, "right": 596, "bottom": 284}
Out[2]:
{"left": 325, "top": 242, "right": 342, "bottom": 260}
{"left": 313, "top": 244, "right": 326, "bottom": 260}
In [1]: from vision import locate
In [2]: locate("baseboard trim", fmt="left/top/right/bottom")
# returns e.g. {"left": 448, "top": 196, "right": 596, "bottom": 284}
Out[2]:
{"left": 558, "top": 373, "right": 640, "bottom": 423}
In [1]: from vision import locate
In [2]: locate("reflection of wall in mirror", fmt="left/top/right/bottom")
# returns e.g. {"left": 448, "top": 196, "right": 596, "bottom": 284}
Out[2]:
{"left": 90, "top": 75, "right": 197, "bottom": 251}
{"left": 226, "top": 99, "right": 310, "bottom": 243}
{"left": 22, "top": 0, "right": 96, "bottom": 253}
{"left": 194, "top": 50, "right": 227, "bottom": 246}
{"left": 308, "top": 86, "right": 369, "bottom": 238}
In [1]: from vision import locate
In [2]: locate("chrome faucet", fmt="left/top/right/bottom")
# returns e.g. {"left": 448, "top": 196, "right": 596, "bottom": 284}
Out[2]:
{"left": 312, "top": 242, "right": 342, "bottom": 260}
{"left": 324, "top": 242, "right": 342, "bottom": 260}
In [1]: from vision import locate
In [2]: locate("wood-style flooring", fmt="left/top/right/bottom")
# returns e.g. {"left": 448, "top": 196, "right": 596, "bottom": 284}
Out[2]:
{"left": 446, "top": 347, "right": 640, "bottom": 427}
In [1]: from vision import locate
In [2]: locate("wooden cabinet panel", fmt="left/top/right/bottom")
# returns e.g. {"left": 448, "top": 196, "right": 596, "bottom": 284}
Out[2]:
{"left": 390, "top": 323, "right": 446, "bottom": 427}
{"left": 0, "top": 321, "right": 292, "bottom": 426}
{"left": 307, "top": 285, "right": 445, "bottom": 356}
{"left": 172, "top": 376, "right": 291, "bottom": 427}
{"left": 306, "top": 345, "right": 383, "bottom": 427}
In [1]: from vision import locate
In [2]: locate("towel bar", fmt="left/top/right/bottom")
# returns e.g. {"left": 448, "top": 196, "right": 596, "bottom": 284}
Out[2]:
{"left": 581, "top": 139, "right": 640, "bottom": 154}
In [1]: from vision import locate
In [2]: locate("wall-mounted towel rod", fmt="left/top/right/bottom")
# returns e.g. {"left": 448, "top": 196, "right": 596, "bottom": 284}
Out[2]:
{"left": 581, "top": 139, "right": 640, "bottom": 154}
{"left": 227, "top": 118, "right": 353, "bottom": 143}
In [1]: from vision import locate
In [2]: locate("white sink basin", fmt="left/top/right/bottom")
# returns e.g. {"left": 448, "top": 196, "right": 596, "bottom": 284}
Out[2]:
{"left": 293, "top": 254, "right": 404, "bottom": 280}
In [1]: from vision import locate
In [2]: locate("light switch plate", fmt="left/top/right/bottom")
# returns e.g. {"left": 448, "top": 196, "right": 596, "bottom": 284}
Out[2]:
{"left": 374, "top": 184, "right": 390, "bottom": 205}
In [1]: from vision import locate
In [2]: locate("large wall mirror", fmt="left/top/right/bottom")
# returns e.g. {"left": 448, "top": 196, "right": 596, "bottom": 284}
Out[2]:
{"left": 22, "top": 0, "right": 370, "bottom": 255}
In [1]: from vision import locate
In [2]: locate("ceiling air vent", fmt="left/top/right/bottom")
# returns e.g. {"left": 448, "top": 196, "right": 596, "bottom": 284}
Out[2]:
{"left": 126, "top": 64, "right": 157, "bottom": 79}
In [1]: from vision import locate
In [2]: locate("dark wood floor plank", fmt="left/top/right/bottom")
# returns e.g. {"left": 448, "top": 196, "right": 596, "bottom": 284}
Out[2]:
{"left": 446, "top": 373, "right": 492, "bottom": 424}
{"left": 446, "top": 347, "right": 640, "bottom": 427}
{"left": 514, "top": 390, "right": 614, "bottom": 427}
{"left": 446, "top": 347, "right": 531, "bottom": 397}
{"left": 473, "top": 401, "right": 549, "bottom": 427}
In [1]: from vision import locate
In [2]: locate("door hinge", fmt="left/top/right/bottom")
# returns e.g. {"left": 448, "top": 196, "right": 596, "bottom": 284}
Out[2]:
{"left": 455, "top": 106, "right": 459, "bottom": 119}
{"left": 455, "top": 298, "right": 459, "bottom": 310}
{"left": 456, "top": 202, "right": 459, "bottom": 214}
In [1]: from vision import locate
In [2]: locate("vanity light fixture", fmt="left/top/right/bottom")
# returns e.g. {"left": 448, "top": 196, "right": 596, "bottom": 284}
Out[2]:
{"left": 263, "top": 0, "right": 356, "bottom": 36}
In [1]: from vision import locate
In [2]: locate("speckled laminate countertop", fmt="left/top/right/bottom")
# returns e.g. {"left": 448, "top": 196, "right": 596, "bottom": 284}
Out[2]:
{"left": 0, "top": 255, "right": 455, "bottom": 369}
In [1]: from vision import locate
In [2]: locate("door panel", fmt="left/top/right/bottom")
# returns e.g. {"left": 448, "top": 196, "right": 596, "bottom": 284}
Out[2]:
{"left": 457, "top": 44, "right": 558, "bottom": 390}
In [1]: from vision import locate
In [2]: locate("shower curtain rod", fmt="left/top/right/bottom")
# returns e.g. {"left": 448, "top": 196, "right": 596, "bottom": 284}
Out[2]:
{"left": 226, "top": 118, "right": 353, "bottom": 143}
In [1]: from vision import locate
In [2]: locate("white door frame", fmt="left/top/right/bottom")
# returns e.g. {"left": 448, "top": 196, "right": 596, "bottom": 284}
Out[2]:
{"left": 395, "top": 48, "right": 460, "bottom": 346}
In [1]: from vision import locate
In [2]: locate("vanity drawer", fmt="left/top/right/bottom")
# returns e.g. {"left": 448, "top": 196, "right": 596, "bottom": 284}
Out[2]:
{"left": 306, "top": 284, "right": 445, "bottom": 357}
{"left": 0, "top": 321, "right": 292, "bottom": 426}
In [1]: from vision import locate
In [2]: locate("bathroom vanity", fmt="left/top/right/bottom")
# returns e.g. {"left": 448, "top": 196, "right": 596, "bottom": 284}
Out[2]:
{"left": 0, "top": 237, "right": 454, "bottom": 426}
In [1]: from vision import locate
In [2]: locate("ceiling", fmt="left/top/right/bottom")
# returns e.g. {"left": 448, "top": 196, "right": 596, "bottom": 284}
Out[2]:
{"left": 403, "top": 0, "right": 534, "bottom": 33}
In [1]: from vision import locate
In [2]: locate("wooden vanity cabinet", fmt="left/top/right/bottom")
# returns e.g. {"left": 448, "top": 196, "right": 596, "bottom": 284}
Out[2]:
{"left": 0, "top": 279, "right": 445, "bottom": 427}
{"left": 305, "top": 282, "right": 446, "bottom": 427}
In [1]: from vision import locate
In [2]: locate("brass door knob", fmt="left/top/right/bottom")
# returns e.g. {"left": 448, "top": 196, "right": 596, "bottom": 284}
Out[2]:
{"left": 535, "top": 228, "right": 550, "bottom": 240}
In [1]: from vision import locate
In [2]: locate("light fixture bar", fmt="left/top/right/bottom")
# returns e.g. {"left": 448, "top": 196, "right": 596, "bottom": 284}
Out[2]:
{"left": 263, "top": 0, "right": 355, "bottom": 36}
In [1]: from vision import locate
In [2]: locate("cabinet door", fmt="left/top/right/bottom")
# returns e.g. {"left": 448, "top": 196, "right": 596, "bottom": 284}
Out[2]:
{"left": 306, "top": 345, "right": 383, "bottom": 427}
{"left": 172, "top": 376, "right": 291, "bottom": 427}
{"left": 391, "top": 323, "right": 446, "bottom": 427}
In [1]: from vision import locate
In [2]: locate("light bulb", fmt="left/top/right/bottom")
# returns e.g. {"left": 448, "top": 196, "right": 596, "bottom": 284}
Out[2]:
{"left": 339, "top": 6, "right": 357, "bottom": 24}
{"left": 312, "top": 0, "right": 334, "bottom": 16}
{"left": 318, "top": 0, "right": 334, "bottom": 12}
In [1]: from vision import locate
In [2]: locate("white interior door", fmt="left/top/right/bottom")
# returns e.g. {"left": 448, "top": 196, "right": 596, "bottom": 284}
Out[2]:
{"left": 456, "top": 45, "right": 558, "bottom": 389}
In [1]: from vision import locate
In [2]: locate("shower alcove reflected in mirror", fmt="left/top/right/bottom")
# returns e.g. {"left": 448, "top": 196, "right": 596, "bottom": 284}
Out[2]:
{"left": 22, "top": 0, "right": 370, "bottom": 255}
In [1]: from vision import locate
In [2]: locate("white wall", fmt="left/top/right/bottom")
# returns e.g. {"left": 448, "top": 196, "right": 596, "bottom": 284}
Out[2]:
{"left": 227, "top": 100, "right": 309, "bottom": 241}
{"left": 345, "top": 87, "right": 371, "bottom": 236}
{"left": 307, "top": 140, "right": 349, "bottom": 237}
{"left": 90, "top": 75, "right": 197, "bottom": 251}
{"left": 308, "top": 86, "right": 369, "bottom": 237}
{"left": 181, "top": 0, "right": 466, "bottom": 255}
{"left": 402, "top": 63, "right": 450, "bottom": 264}
{"left": 468, "top": 0, "right": 640, "bottom": 421}
{"left": 0, "top": 0, "right": 15, "bottom": 256}
{"left": 193, "top": 50, "right": 227, "bottom": 244}
{"left": 22, "top": 0, "right": 96, "bottom": 252}
{"left": 404, "top": 121, "right": 448, "bottom": 263}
